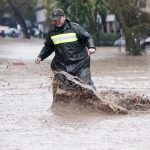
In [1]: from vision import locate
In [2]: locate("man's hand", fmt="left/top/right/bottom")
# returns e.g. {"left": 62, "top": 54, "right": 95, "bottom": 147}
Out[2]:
{"left": 88, "top": 48, "right": 96, "bottom": 56}
{"left": 35, "top": 57, "right": 41, "bottom": 64}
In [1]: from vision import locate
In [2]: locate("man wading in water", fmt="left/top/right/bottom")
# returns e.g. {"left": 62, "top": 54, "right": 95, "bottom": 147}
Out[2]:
{"left": 35, "top": 8, "right": 96, "bottom": 90}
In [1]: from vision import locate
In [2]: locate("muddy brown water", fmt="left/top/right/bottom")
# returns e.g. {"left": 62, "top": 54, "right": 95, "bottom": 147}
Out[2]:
{"left": 1, "top": 38, "right": 150, "bottom": 150}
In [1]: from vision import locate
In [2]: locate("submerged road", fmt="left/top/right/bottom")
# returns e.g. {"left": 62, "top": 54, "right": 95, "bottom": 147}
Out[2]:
{"left": 0, "top": 38, "right": 150, "bottom": 150}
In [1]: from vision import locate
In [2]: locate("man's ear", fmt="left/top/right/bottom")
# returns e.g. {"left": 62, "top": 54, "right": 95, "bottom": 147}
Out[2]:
{"left": 63, "top": 16, "right": 66, "bottom": 20}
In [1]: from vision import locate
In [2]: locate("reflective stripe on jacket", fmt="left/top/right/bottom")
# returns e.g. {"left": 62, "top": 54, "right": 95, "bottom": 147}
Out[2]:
{"left": 51, "top": 33, "right": 78, "bottom": 44}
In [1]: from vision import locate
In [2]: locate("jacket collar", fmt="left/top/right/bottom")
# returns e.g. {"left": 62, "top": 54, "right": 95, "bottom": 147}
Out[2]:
{"left": 50, "top": 19, "right": 71, "bottom": 32}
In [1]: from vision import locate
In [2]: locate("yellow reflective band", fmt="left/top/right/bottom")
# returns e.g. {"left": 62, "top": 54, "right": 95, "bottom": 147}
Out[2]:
{"left": 51, "top": 33, "right": 78, "bottom": 44}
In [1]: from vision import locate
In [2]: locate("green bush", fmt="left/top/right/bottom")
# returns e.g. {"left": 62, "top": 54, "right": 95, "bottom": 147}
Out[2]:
{"left": 99, "top": 33, "right": 121, "bottom": 46}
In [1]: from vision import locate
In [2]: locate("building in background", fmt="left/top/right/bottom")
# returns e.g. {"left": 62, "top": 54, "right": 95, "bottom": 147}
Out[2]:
{"left": 105, "top": 0, "right": 150, "bottom": 34}
{"left": 140, "top": 0, "right": 150, "bottom": 13}
{"left": 35, "top": 0, "right": 150, "bottom": 36}
{"left": 36, "top": 0, "right": 48, "bottom": 36}
{"left": 106, "top": 14, "right": 117, "bottom": 33}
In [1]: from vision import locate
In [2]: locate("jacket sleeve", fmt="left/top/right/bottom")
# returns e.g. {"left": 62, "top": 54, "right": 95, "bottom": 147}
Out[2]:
{"left": 75, "top": 24, "right": 96, "bottom": 49}
{"left": 38, "top": 31, "right": 55, "bottom": 61}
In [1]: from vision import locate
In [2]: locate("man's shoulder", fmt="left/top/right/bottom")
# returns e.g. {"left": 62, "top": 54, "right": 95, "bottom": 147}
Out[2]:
{"left": 69, "top": 22, "right": 82, "bottom": 32}
{"left": 48, "top": 25, "right": 55, "bottom": 33}
{"left": 70, "top": 22, "right": 80, "bottom": 28}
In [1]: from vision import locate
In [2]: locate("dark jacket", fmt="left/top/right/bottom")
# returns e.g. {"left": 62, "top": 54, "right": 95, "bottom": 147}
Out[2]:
{"left": 38, "top": 19, "right": 96, "bottom": 75}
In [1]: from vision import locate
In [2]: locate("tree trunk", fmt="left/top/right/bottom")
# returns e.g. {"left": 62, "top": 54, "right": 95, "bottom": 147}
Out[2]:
{"left": 6, "top": 0, "right": 30, "bottom": 39}
{"left": 125, "top": 30, "right": 143, "bottom": 55}
{"left": 116, "top": 14, "right": 143, "bottom": 55}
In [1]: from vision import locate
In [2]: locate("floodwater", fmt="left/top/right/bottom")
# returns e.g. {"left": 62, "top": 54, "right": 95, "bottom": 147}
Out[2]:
{"left": 0, "top": 38, "right": 150, "bottom": 150}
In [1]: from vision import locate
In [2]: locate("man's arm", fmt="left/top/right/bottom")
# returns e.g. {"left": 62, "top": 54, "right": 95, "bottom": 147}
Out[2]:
{"left": 35, "top": 31, "right": 55, "bottom": 64}
{"left": 38, "top": 40, "right": 55, "bottom": 60}
{"left": 75, "top": 24, "right": 96, "bottom": 55}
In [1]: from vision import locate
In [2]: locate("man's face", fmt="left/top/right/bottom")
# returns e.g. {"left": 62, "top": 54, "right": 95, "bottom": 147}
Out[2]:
{"left": 52, "top": 16, "right": 66, "bottom": 27}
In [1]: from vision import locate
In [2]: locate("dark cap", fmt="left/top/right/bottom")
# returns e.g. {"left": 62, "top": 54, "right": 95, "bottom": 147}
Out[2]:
{"left": 51, "top": 8, "right": 65, "bottom": 20}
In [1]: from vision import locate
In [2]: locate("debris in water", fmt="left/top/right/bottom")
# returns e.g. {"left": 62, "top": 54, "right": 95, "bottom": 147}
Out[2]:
{"left": 52, "top": 71, "right": 150, "bottom": 114}
{"left": 52, "top": 71, "right": 128, "bottom": 114}
{"left": 12, "top": 62, "right": 26, "bottom": 66}
{"left": 0, "top": 79, "right": 10, "bottom": 87}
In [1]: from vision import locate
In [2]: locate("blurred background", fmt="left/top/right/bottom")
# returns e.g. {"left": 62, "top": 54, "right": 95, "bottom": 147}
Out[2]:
{"left": 0, "top": 0, "right": 150, "bottom": 55}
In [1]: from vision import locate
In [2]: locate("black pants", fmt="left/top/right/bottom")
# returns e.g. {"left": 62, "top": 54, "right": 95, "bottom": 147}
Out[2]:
{"left": 52, "top": 62, "right": 96, "bottom": 90}
{"left": 75, "top": 67, "right": 96, "bottom": 90}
